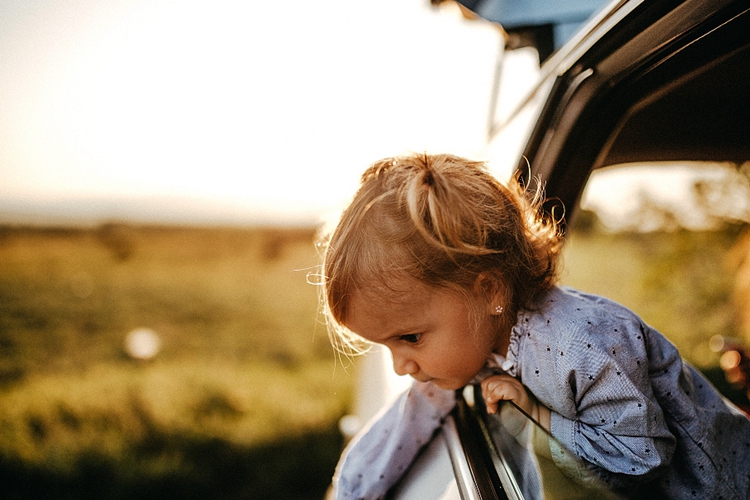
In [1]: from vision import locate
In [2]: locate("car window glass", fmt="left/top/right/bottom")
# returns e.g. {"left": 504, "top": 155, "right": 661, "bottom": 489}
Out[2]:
{"left": 562, "top": 162, "right": 750, "bottom": 408}
{"left": 473, "top": 394, "right": 622, "bottom": 499}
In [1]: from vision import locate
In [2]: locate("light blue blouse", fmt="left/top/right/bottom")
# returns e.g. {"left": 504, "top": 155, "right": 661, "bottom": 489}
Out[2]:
{"left": 332, "top": 286, "right": 750, "bottom": 500}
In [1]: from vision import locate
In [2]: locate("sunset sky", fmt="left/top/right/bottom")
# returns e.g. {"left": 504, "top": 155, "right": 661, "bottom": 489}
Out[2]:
{"left": 0, "top": 0, "right": 512, "bottom": 225}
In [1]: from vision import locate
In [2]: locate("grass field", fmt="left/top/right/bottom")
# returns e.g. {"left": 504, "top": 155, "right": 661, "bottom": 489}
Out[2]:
{"left": 0, "top": 224, "right": 350, "bottom": 499}
{"left": 0, "top": 221, "right": 747, "bottom": 499}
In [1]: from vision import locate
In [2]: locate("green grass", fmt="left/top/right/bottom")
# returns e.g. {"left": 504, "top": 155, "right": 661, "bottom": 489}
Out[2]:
{"left": 0, "top": 224, "right": 350, "bottom": 499}
{"left": 0, "top": 225, "right": 334, "bottom": 376}
{"left": 0, "top": 360, "right": 349, "bottom": 500}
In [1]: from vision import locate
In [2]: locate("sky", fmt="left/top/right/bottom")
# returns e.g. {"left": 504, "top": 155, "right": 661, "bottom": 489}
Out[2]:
{"left": 0, "top": 0, "right": 508, "bottom": 226}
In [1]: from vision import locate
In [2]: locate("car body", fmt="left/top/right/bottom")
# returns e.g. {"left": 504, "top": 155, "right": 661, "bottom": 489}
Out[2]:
{"left": 342, "top": 0, "right": 750, "bottom": 498}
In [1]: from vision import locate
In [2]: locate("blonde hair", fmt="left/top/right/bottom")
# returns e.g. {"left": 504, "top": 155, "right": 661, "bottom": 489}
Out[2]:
{"left": 319, "top": 153, "right": 562, "bottom": 353}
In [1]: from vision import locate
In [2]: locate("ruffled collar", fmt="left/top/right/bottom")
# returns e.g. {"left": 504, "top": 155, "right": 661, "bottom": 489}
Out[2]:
{"left": 471, "top": 311, "right": 524, "bottom": 383}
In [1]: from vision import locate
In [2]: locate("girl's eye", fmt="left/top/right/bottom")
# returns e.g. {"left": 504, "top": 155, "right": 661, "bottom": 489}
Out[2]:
{"left": 399, "top": 334, "right": 422, "bottom": 344}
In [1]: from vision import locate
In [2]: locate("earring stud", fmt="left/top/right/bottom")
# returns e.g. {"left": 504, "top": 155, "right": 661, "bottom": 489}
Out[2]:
{"left": 495, "top": 305, "right": 504, "bottom": 314}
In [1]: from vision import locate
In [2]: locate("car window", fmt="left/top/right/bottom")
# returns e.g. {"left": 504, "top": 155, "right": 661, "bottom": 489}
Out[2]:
{"left": 561, "top": 162, "right": 750, "bottom": 410}
{"left": 464, "top": 387, "right": 622, "bottom": 500}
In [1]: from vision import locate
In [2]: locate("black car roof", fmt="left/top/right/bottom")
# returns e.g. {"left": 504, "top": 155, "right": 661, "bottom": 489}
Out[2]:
{"left": 505, "top": 0, "right": 750, "bottom": 222}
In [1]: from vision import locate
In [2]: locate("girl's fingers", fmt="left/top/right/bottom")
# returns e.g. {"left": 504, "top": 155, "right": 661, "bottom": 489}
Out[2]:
{"left": 486, "top": 400, "right": 499, "bottom": 414}
{"left": 481, "top": 375, "right": 533, "bottom": 415}
{"left": 480, "top": 376, "right": 547, "bottom": 427}
{"left": 482, "top": 377, "right": 517, "bottom": 414}
{"left": 481, "top": 375, "right": 522, "bottom": 402}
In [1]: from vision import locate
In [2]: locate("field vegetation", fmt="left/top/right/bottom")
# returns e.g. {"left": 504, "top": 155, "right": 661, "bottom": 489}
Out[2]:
{"left": 0, "top": 218, "right": 748, "bottom": 499}
{"left": 0, "top": 224, "right": 349, "bottom": 499}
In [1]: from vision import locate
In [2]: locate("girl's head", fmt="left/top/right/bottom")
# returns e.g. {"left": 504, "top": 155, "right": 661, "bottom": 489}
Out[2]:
{"left": 320, "top": 153, "right": 562, "bottom": 353}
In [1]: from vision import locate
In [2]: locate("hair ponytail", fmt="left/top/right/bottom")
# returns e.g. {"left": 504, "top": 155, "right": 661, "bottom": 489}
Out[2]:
{"left": 320, "top": 153, "right": 562, "bottom": 353}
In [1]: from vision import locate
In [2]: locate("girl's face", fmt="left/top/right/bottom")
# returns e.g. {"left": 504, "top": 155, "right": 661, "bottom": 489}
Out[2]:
{"left": 344, "top": 279, "right": 503, "bottom": 391}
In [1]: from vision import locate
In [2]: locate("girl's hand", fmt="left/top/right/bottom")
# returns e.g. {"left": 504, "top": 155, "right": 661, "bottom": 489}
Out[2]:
{"left": 480, "top": 374, "right": 551, "bottom": 432}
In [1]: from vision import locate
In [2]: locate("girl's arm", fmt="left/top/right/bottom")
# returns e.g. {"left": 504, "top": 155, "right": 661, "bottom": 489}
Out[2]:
{"left": 481, "top": 371, "right": 673, "bottom": 490}
{"left": 541, "top": 330, "right": 678, "bottom": 489}
{"left": 506, "top": 291, "right": 683, "bottom": 489}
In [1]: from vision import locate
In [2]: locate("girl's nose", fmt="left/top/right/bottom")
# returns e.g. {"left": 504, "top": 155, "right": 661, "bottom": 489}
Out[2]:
{"left": 392, "top": 352, "right": 418, "bottom": 377}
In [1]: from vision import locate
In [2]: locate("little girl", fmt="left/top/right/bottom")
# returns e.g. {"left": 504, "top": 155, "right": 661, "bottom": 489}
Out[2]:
{"left": 320, "top": 153, "right": 750, "bottom": 500}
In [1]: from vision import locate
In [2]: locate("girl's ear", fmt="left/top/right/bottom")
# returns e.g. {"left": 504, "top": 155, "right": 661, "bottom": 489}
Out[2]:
{"left": 474, "top": 272, "right": 509, "bottom": 316}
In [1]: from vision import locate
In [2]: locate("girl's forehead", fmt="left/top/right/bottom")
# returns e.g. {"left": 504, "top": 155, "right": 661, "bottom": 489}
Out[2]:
{"left": 344, "top": 287, "right": 425, "bottom": 340}
{"left": 347, "top": 278, "right": 433, "bottom": 319}
{"left": 353, "top": 278, "right": 472, "bottom": 317}
{"left": 359, "top": 275, "right": 432, "bottom": 304}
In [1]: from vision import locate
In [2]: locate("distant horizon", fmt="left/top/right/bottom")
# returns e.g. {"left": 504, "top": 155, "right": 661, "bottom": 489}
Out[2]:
{"left": 6, "top": 163, "right": 740, "bottom": 232}
{"left": 0, "top": 192, "right": 331, "bottom": 228}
